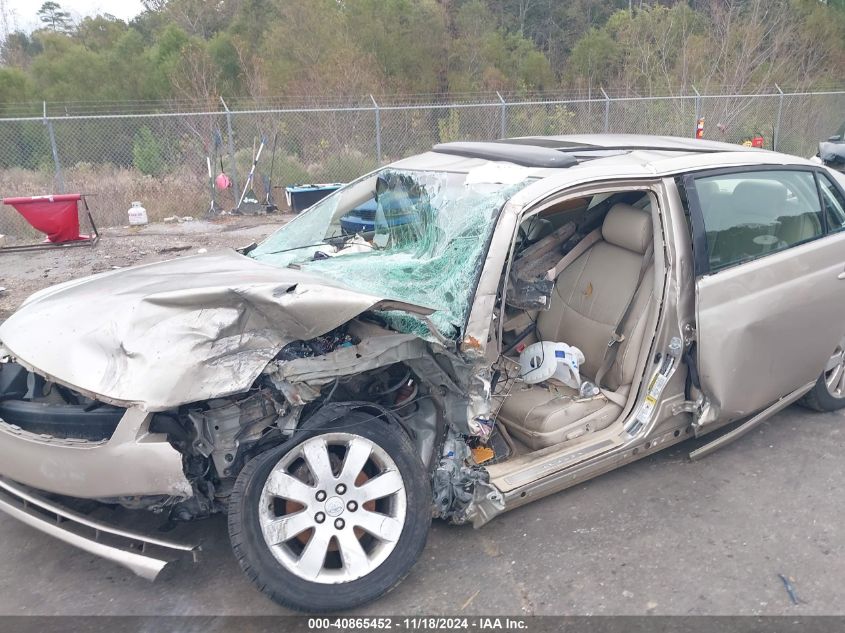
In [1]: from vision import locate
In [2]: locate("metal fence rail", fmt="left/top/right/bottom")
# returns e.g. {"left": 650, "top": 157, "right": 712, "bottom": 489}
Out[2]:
{"left": 1, "top": 88, "right": 843, "bottom": 240}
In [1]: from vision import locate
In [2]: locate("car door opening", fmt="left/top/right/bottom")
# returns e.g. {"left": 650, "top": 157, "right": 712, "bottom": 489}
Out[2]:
{"left": 491, "top": 189, "right": 665, "bottom": 458}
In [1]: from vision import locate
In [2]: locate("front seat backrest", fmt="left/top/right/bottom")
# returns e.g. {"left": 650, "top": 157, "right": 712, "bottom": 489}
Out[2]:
{"left": 537, "top": 203, "right": 654, "bottom": 390}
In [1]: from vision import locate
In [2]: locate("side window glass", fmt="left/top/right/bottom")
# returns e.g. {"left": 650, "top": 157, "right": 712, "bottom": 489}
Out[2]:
{"left": 694, "top": 170, "right": 823, "bottom": 272}
{"left": 819, "top": 174, "right": 845, "bottom": 233}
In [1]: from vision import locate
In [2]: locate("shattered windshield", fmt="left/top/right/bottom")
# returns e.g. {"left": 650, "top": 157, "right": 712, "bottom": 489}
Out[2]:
{"left": 249, "top": 167, "right": 531, "bottom": 339}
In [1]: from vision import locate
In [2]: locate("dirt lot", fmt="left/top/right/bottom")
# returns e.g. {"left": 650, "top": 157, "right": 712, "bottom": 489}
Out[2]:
{"left": 0, "top": 215, "right": 288, "bottom": 321}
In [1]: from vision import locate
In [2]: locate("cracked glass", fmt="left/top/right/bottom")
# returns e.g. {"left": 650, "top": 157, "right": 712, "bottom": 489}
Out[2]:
{"left": 250, "top": 167, "right": 531, "bottom": 338}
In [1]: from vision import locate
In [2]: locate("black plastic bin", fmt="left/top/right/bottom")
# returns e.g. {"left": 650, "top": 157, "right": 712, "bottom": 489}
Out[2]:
{"left": 284, "top": 183, "right": 343, "bottom": 213}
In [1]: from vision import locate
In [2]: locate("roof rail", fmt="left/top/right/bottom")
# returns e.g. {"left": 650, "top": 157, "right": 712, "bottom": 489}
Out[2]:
{"left": 432, "top": 142, "right": 578, "bottom": 168}
{"left": 500, "top": 135, "right": 746, "bottom": 154}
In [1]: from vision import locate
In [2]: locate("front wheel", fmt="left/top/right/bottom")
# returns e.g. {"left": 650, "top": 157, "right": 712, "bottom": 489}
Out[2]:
{"left": 228, "top": 411, "right": 431, "bottom": 612}
{"left": 800, "top": 337, "right": 845, "bottom": 412}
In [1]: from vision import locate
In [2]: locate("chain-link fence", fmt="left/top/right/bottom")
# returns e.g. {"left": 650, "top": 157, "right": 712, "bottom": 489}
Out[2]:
{"left": 1, "top": 88, "right": 844, "bottom": 240}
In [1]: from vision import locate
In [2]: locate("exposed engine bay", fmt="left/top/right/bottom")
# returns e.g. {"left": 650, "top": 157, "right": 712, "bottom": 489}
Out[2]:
{"left": 0, "top": 313, "right": 502, "bottom": 523}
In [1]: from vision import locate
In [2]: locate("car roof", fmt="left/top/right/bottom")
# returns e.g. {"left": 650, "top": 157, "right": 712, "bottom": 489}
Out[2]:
{"left": 392, "top": 134, "right": 815, "bottom": 174}
{"left": 388, "top": 134, "right": 819, "bottom": 210}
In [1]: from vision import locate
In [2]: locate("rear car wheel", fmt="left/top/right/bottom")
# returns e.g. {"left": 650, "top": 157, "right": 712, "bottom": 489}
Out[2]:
{"left": 800, "top": 337, "right": 845, "bottom": 412}
{"left": 227, "top": 412, "right": 430, "bottom": 612}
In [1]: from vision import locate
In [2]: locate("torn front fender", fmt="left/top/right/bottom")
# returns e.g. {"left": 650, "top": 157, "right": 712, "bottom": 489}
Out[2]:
{"left": 270, "top": 333, "right": 428, "bottom": 388}
{"left": 0, "top": 250, "right": 426, "bottom": 411}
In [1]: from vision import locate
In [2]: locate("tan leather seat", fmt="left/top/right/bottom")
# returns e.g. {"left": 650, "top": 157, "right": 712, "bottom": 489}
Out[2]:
{"left": 708, "top": 181, "right": 787, "bottom": 264}
{"left": 776, "top": 212, "right": 821, "bottom": 245}
{"left": 498, "top": 203, "right": 655, "bottom": 450}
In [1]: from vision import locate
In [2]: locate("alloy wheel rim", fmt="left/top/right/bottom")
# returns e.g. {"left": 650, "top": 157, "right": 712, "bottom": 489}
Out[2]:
{"left": 258, "top": 432, "right": 407, "bottom": 584}
{"left": 824, "top": 338, "right": 845, "bottom": 398}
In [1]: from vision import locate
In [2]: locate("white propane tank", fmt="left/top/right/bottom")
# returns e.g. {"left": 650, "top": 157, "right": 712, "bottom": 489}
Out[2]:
{"left": 128, "top": 201, "right": 148, "bottom": 226}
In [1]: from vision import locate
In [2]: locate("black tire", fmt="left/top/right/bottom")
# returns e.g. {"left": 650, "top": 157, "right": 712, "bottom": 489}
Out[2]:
{"left": 799, "top": 373, "right": 845, "bottom": 412}
{"left": 227, "top": 411, "right": 431, "bottom": 613}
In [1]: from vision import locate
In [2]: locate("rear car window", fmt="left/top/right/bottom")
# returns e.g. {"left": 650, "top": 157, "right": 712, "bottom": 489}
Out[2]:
{"left": 695, "top": 170, "right": 823, "bottom": 271}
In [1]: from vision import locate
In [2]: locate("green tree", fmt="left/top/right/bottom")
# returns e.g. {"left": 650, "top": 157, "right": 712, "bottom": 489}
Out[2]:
{"left": 30, "top": 32, "right": 112, "bottom": 101}
{"left": 261, "top": 0, "right": 383, "bottom": 96}
{"left": 0, "top": 68, "right": 33, "bottom": 115}
{"left": 76, "top": 15, "right": 128, "bottom": 51}
{"left": 37, "top": 1, "right": 73, "bottom": 33}
{"left": 346, "top": 0, "right": 447, "bottom": 93}
{"left": 0, "top": 0, "right": 840, "bottom": 108}
{"left": 568, "top": 27, "right": 621, "bottom": 92}
{"left": 133, "top": 126, "right": 164, "bottom": 175}
{"left": 448, "top": 0, "right": 552, "bottom": 92}
{"left": 1, "top": 31, "right": 42, "bottom": 67}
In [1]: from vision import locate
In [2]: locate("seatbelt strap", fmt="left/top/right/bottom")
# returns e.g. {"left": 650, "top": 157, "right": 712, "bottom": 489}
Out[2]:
{"left": 545, "top": 228, "right": 602, "bottom": 281}
{"left": 600, "top": 387, "right": 627, "bottom": 407}
{"left": 594, "top": 242, "right": 654, "bottom": 389}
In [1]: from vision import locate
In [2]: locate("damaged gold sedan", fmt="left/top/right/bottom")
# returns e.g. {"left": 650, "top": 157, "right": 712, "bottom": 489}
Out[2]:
{"left": 2, "top": 135, "right": 845, "bottom": 612}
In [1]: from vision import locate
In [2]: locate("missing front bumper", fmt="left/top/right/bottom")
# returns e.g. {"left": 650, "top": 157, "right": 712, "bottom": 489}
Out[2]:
{"left": 0, "top": 477, "right": 200, "bottom": 581}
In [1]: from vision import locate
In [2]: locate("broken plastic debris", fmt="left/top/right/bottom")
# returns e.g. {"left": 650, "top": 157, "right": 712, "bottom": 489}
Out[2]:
{"left": 778, "top": 574, "right": 803, "bottom": 605}
{"left": 579, "top": 381, "right": 600, "bottom": 398}
{"left": 276, "top": 326, "right": 359, "bottom": 361}
{"left": 471, "top": 445, "right": 495, "bottom": 464}
{"left": 468, "top": 416, "right": 494, "bottom": 439}
{"left": 331, "top": 234, "right": 373, "bottom": 257}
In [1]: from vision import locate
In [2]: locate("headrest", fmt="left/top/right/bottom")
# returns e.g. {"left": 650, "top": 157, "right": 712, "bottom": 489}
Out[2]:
{"left": 696, "top": 180, "right": 721, "bottom": 201}
{"left": 730, "top": 180, "right": 786, "bottom": 215}
{"left": 601, "top": 203, "right": 653, "bottom": 254}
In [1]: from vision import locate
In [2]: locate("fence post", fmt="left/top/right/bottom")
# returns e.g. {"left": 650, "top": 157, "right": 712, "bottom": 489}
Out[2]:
{"left": 600, "top": 88, "right": 610, "bottom": 133}
{"left": 692, "top": 86, "right": 701, "bottom": 138}
{"left": 220, "top": 97, "right": 240, "bottom": 205}
{"left": 370, "top": 95, "right": 382, "bottom": 164}
{"left": 774, "top": 84, "right": 784, "bottom": 151}
{"left": 43, "top": 101, "right": 64, "bottom": 194}
{"left": 496, "top": 91, "right": 507, "bottom": 138}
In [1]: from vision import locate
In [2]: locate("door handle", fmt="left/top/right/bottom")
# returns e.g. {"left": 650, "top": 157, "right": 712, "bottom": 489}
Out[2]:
{"left": 839, "top": 271, "right": 845, "bottom": 280}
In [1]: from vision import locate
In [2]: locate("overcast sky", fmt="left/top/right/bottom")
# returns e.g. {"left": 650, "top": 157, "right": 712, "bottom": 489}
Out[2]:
{"left": 5, "top": 0, "right": 145, "bottom": 32}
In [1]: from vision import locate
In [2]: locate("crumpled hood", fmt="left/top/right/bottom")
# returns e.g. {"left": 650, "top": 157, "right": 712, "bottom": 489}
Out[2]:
{"left": 0, "top": 249, "right": 409, "bottom": 410}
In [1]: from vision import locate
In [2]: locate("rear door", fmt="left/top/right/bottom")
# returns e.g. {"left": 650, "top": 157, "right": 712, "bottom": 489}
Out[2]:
{"left": 684, "top": 166, "right": 845, "bottom": 425}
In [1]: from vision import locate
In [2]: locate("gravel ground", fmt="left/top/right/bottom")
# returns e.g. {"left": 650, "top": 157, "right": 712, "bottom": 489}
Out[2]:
{"left": 0, "top": 215, "right": 287, "bottom": 321}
